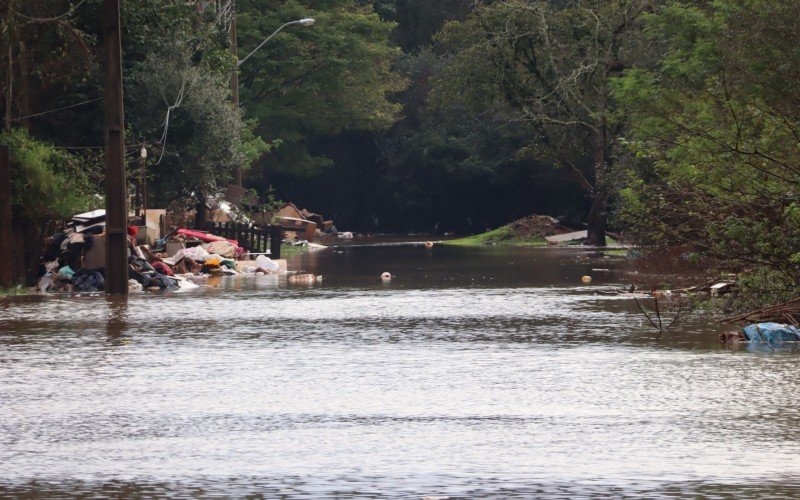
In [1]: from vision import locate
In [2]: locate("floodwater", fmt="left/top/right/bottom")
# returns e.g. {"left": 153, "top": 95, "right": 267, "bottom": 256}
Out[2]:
{"left": 1, "top": 245, "right": 800, "bottom": 498}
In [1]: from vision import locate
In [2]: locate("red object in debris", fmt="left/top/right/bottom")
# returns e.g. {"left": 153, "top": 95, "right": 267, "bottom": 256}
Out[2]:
{"left": 176, "top": 228, "right": 238, "bottom": 246}
{"left": 127, "top": 226, "right": 139, "bottom": 237}
{"left": 151, "top": 261, "right": 174, "bottom": 276}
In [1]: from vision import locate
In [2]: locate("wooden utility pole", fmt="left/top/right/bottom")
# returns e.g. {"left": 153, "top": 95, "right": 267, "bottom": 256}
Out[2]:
{"left": 0, "top": 0, "right": 14, "bottom": 288}
{"left": 229, "top": 0, "right": 242, "bottom": 186}
{"left": 103, "top": 0, "right": 128, "bottom": 294}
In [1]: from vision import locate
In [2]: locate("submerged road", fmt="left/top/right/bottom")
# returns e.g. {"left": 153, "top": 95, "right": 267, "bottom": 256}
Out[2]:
{"left": 1, "top": 246, "right": 799, "bottom": 497}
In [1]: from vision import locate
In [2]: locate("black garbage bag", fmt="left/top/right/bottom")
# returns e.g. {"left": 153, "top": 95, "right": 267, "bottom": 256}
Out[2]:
{"left": 72, "top": 268, "right": 105, "bottom": 292}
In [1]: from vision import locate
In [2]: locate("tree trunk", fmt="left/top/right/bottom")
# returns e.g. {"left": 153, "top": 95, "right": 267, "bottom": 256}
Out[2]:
{"left": 195, "top": 196, "right": 208, "bottom": 229}
{"left": 586, "top": 191, "right": 607, "bottom": 247}
{"left": 586, "top": 122, "right": 607, "bottom": 247}
{"left": 18, "top": 39, "right": 29, "bottom": 130}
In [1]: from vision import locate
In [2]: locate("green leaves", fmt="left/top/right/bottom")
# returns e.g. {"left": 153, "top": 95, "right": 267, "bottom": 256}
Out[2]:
{"left": 615, "top": 0, "right": 800, "bottom": 283}
{"left": 237, "top": 0, "right": 407, "bottom": 178}
{"left": 1, "top": 128, "right": 100, "bottom": 221}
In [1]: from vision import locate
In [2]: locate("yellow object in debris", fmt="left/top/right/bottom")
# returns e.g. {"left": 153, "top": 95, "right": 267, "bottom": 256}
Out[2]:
{"left": 205, "top": 258, "right": 221, "bottom": 267}
{"left": 581, "top": 275, "right": 592, "bottom": 284}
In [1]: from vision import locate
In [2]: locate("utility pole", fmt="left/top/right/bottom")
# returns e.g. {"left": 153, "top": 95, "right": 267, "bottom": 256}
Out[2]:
{"left": 0, "top": 0, "right": 14, "bottom": 288}
{"left": 229, "top": 0, "right": 242, "bottom": 186}
{"left": 103, "top": 0, "right": 128, "bottom": 295}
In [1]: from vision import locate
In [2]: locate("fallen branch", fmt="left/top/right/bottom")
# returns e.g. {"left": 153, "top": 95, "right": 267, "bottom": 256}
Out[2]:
{"left": 720, "top": 296, "right": 800, "bottom": 324}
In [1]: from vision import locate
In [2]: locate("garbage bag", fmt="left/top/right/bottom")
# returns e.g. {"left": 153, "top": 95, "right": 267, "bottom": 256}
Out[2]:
{"left": 743, "top": 323, "right": 800, "bottom": 343}
{"left": 177, "top": 245, "right": 211, "bottom": 262}
{"left": 57, "top": 266, "right": 75, "bottom": 280}
{"left": 73, "top": 269, "right": 105, "bottom": 292}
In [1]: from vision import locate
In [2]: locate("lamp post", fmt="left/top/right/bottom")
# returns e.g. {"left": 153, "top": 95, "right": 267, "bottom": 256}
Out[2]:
{"left": 236, "top": 18, "right": 316, "bottom": 68}
{"left": 140, "top": 145, "right": 147, "bottom": 223}
{"left": 229, "top": 16, "right": 315, "bottom": 186}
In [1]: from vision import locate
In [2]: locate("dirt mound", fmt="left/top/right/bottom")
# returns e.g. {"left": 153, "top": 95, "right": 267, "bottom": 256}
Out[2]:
{"left": 505, "top": 215, "right": 570, "bottom": 238}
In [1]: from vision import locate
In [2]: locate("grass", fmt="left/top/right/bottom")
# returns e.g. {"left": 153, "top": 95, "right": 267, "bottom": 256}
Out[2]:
{"left": 279, "top": 243, "right": 309, "bottom": 257}
{"left": 443, "top": 225, "right": 548, "bottom": 247}
{"left": 0, "top": 285, "right": 28, "bottom": 297}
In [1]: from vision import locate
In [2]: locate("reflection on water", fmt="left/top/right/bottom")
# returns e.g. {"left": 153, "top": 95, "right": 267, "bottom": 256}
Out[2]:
{"left": 1, "top": 246, "right": 800, "bottom": 498}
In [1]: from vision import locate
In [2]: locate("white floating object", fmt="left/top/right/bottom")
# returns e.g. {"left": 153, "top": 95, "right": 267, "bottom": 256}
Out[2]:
{"left": 381, "top": 272, "right": 392, "bottom": 282}
{"left": 255, "top": 254, "right": 279, "bottom": 273}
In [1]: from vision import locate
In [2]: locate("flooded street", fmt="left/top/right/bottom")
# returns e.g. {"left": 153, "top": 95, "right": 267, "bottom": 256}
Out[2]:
{"left": 2, "top": 246, "right": 800, "bottom": 497}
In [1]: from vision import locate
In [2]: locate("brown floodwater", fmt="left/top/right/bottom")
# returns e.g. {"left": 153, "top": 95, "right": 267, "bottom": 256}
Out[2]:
{"left": 1, "top": 245, "right": 799, "bottom": 498}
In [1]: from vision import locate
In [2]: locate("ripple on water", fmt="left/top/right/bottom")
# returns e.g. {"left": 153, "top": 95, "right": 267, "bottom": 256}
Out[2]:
{"left": 1, "top": 248, "right": 799, "bottom": 496}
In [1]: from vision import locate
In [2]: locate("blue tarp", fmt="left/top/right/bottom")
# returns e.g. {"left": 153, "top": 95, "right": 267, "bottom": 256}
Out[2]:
{"left": 743, "top": 323, "right": 800, "bottom": 343}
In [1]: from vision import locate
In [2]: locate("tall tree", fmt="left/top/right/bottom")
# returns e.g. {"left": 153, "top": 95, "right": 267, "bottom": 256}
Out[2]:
{"left": 433, "top": 0, "right": 652, "bottom": 245}
{"left": 235, "top": 0, "right": 407, "bottom": 184}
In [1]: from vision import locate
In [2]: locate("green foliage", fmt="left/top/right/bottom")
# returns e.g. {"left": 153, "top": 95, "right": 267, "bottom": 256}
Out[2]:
{"left": 114, "top": 1, "right": 258, "bottom": 208}
{"left": 1, "top": 128, "right": 100, "bottom": 222}
{"left": 237, "top": 0, "right": 408, "bottom": 178}
{"left": 615, "top": 0, "right": 800, "bottom": 284}
{"left": 730, "top": 268, "right": 797, "bottom": 313}
{"left": 129, "top": 45, "right": 245, "bottom": 204}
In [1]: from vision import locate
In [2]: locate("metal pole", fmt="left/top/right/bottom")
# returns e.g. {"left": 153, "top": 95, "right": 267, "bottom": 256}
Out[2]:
{"left": 141, "top": 144, "right": 147, "bottom": 223}
{"left": 0, "top": 146, "right": 11, "bottom": 288}
{"left": 0, "top": 0, "right": 14, "bottom": 288}
{"left": 103, "top": 0, "right": 128, "bottom": 295}
{"left": 229, "top": 0, "right": 242, "bottom": 186}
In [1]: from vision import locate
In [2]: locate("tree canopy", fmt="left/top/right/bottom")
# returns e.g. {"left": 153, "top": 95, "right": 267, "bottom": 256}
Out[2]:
{"left": 615, "top": 0, "right": 800, "bottom": 291}
{"left": 236, "top": 0, "right": 407, "bottom": 180}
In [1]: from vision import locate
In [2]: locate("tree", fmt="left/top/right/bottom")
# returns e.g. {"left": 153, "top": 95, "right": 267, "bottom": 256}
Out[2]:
{"left": 376, "top": 49, "right": 588, "bottom": 232}
{"left": 235, "top": 0, "right": 407, "bottom": 183}
{"left": 615, "top": 0, "right": 800, "bottom": 288}
{"left": 433, "top": 0, "right": 652, "bottom": 245}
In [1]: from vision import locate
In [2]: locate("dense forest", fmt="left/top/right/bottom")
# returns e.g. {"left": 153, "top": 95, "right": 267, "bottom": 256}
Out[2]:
{"left": 2, "top": 0, "right": 800, "bottom": 298}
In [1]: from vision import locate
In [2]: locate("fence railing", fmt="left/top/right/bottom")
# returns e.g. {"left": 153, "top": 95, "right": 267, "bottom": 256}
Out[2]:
{"left": 203, "top": 222, "right": 283, "bottom": 258}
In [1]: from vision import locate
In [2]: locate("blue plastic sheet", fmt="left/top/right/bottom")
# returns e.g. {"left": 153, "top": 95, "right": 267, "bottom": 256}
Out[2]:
{"left": 743, "top": 323, "right": 800, "bottom": 343}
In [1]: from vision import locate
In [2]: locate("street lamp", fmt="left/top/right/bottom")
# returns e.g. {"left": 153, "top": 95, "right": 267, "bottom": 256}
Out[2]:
{"left": 139, "top": 145, "right": 147, "bottom": 223}
{"left": 237, "top": 18, "right": 316, "bottom": 68}
{"left": 229, "top": 16, "right": 315, "bottom": 186}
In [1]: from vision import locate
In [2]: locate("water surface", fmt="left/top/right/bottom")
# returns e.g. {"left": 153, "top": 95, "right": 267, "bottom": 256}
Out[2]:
{"left": 1, "top": 246, "right": 799, "bottom": 498}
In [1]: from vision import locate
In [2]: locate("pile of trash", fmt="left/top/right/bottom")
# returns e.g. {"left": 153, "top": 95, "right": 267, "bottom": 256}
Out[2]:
{"left": 37, "top": 210, "right": 284, "bottom": 293}
{"left": 274, "top": 202, "right": 337, "bottom": 242}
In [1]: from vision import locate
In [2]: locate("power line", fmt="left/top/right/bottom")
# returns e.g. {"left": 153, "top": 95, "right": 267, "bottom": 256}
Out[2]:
{"left": 4, "top": 0, "right": 87, "bottom": 22}
{"left": 11, "top": 97, "right": 102, "bottom": 121}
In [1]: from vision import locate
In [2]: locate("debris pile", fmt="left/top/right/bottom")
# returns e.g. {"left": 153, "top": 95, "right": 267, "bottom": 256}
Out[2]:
{"left": 37, "top": 209, "right": 286, "bottom": 294}
{"left": 274, "top": 202, "right": 337, "bottom": 243}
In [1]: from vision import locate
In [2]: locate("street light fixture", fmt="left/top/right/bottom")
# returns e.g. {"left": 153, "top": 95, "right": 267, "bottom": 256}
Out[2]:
{"left": 229, "top": 16, "right": 315, "bottom": 186}
{"left": 236, "top": 18, "right": 316, "bottom": 68}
